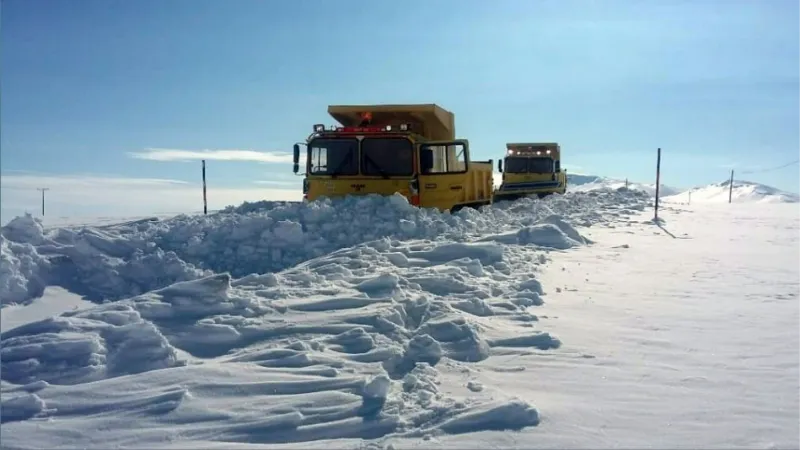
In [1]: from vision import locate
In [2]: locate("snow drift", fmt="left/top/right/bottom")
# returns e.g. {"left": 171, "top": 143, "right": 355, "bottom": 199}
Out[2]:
{"left": 664, "top": 179, "right": 799, "bottom": 204}
{"left": 0, "top": 188, "right": 652, "bottom": 447}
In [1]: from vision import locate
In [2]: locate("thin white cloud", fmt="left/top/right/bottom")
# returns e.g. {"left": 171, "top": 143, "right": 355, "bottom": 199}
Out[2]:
{"left": 128, "top": 148, "right": 296, "bottom": 163}
{"left": 253, "top": 180, "right": 301, "bottom": 186}
{"left": 1, "top": 173, "right": 302, "bottom": 224}
{"left": 2, "top": 173, "right": 189, "bottom": 190}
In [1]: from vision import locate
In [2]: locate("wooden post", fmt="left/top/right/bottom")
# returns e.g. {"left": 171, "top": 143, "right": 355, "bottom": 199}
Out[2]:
{"left": 654, "top": 148, "right": 661, "bottom": 220}
{"left": 36, "top": 187, "right": 49, "bottom": 216}
{"left": 728, "top": 169, "right": 734, "bottom": 204}
{"left": 202, "top": 160, "right": 208, "bottom": 215}
{"left": 688, "top": 191, "right": 692, "bottom": 205}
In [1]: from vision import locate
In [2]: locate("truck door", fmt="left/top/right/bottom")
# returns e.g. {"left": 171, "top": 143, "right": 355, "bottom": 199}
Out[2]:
{"left": 417, "top": 139, "right": 471, "bottom": 211}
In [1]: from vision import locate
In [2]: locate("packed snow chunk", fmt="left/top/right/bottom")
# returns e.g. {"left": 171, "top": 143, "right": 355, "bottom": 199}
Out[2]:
{"left": 0, "top": 305, "right": 183, "bottom": 385}
{"left": 418, "top": 316, "right": 491, "bottom": 363}
{"left": 356, "top": 273, "right": 400, "bottom": 294}
{"left": 467, "top": 380, "right": 484, "bottom": 392}
{"left": 326, "top": 327, "right": 376, "bottom": 354}
{"left": 271, "top": 220, "right": 305, "bottom": 246}
{"left": 220, "top": 200, "right": 299, "bottom": 214}
{"left": 517, "top": 278, "right": 544, "bottom": 295}
{"left": 0, "top": 392, "right": 47, "bottom": 423}
{"left": 384, "top": 334, "right": 443, "bottom": 378}
{"left": 538, "top": 214, "right": 591, "bottom": 244}
{"left": 362, "top": 373, "right": 392, "bottom": 400}
{"left": 488, "top": 331, "right": 562, "bottom": 350}
{"left": 133, "top": 273, "right": 265, "bottom": 320}
{"left": 405, "top": 242, "right": 504, "bottom": 266}
{"left": 435, "top": 399, "right": 540, "bottom": 434}
{"left": 124, "top": 274, "right": 274, "bottom": 357}
{"left": 0, "top": 236, "right": 49, "bottom": 306}
{"left": 480, "top": 215, "right": 588, "bottom": 249}
{"left": 40, "top": 233, "right": 208, "bottom": 303}
{"left": 1, "top": 214, "right": 46, "bottom": 245}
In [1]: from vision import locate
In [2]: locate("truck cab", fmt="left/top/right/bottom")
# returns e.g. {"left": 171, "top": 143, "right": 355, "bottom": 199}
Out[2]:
{"left": 291, "top": 104, "right": 494, "bottom": 212}
{"left": 494, "top": 142, "right": 568, "bottom": 201}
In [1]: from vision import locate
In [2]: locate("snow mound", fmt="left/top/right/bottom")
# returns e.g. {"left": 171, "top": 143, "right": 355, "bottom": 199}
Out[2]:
{"left": 0, "top": 190, "right": 650, "bottom": 307}
{"left": 0, "top": 188, "right": 653, "bottom": 446}
{"left": 568, "top": 173, "right": 680, "bottom": 197}
{"left": 663, "top": 180, "right": 800, "bottom": 204}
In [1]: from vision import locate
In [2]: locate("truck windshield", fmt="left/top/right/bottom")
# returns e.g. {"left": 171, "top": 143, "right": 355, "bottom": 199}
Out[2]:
{"left": 505, "top": 157, "right": 555, "bottom": 173}
{"left": 361, "top": 138, "right": 414, "bottom": 177}
{"left": 308, "top": 138, "right": 358, "bottom": 176}
{"left": 528, "top": 157, "right": 554, "bottom": 173}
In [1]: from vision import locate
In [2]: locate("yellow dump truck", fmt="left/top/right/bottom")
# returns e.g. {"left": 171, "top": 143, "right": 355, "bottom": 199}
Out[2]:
{"left": 291, "top": 104, "right": 494, "bottom": 212}
{"left": 494, "top": 142, "right": 568, "bottom": 201}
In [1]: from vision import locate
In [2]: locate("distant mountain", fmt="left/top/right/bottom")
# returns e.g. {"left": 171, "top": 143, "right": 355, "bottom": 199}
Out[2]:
{"left": 492, "top": 172, "right": 680, "bottom": 197}
{"left": 663, "top": 180, "right": 800, "bottom": 204}
{"left": 567, "top": 173, "right": 681, "bottom": 197}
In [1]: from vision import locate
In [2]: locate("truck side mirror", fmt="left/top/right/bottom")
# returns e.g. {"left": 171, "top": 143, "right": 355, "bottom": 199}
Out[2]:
{"left": 498, "top": 159, "right": 503, "bottom": 173}
{"left": 420, "top": 149, "right": 434, "bottom": 172}
{"left": 292, "top": 144, "right": 301, "bottom": 174}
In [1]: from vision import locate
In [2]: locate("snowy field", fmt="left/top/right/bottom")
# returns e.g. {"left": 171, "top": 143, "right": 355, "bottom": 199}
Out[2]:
{"left": 1, "top": 188, "right": 798, "bottom": 449}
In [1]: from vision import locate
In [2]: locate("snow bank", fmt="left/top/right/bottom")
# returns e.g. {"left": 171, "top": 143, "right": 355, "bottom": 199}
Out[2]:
{"left": 664, "top": 180, "right": 800, "bottom": 204}
{"left": 1, "top": 190, "right": 649, "bottom": 306}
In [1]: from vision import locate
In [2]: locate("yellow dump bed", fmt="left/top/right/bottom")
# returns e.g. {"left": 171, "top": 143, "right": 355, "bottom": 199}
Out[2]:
{"left": 327, "top": 104, "right": 456, "bottom": 141}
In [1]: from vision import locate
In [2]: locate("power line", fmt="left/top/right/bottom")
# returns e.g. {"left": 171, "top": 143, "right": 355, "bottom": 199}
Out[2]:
{"left": 739, "top": 159, "right": 800, "bottom": 175}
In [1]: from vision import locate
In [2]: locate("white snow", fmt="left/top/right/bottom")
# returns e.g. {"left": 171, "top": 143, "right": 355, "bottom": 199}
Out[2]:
{"left": 1, "top": 186, "right": 797, "bottom": 449}
{"left": 1, "top": 286, "right": 94, "bottom": 332}
{"left": 664, "top": 179, "right": 800, "bottom": 204}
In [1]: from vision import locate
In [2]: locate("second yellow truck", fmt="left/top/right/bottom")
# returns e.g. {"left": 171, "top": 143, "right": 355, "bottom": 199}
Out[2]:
{"left": 494, "top": 142, "right": 568, "bottom": 201}
{"left": 291, "top": 103, "right": 494, "bottom": 213}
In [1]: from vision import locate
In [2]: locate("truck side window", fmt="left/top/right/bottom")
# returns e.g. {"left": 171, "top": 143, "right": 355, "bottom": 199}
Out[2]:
{"left": 449, "top": 144, "right": 466, "bottom": 172}
{"left": 310, "top": 147, "right": 328, "bottom": 174}
{"left": 426, "top": 142, "right": 467, "bottom": 174}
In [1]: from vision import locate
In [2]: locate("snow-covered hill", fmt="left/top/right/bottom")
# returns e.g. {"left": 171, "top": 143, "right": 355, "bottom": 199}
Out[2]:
{"left": 492, "top": 172, "right": 680, "bottom": 197}
{"left": 567, "top": 173, "right": 681, "bottom": 197}
{"left": 664, "top": 179, "right": 800, "bottom": 204}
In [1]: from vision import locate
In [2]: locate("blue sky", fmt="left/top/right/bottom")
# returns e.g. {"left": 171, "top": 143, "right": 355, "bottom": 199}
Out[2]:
{"left": 2, "top": 0, "right": 798, "bottom": 219}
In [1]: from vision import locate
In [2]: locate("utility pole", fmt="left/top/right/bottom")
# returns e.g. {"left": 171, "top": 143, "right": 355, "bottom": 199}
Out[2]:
{"left": 654, "top": 148, "right": 662, "bottom": 221}
{"left": 728, "top": 169, "right": 734, "bottom": 204}
{"left": 36, "top": 187, "right": 50, "bottom": 216}
{"left": 202, "top": 159, "right": 208, "bottom": 215}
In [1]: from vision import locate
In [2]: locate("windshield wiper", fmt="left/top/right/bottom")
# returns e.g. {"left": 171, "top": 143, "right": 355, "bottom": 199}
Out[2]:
{"left": 364, "top": 153, "right": 390, "bottom": 179}
{"left": 329, "top": 152, "right": 354, "bottom": 179}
